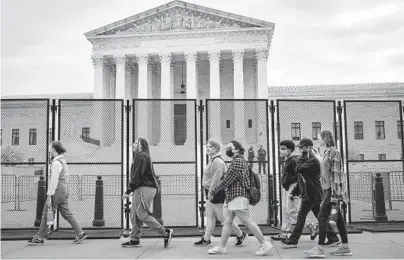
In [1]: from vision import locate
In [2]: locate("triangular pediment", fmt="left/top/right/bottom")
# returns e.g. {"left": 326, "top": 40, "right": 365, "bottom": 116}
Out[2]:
{"left": 85, "top": 0, "right": 274, "bottom": 37}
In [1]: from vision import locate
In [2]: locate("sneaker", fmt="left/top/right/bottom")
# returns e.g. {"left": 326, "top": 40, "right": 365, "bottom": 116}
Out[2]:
{"left": 270, "top": 233, "right": 288, "bottom": 241}
{"left": 256, "top": 241, "right": 274, "bottom": 256}
{"left": 163, "top": 228, "right": 173, "bottom": 248}
{"left": 208, "top": 246, "right": 227, "bottom": 255}
{"left": 122, "top": 240, "right": 141, "bottom": 248}
{"left": 73, "top": 233, "right": 87, "bottom": 244}
{"left": 27, "top": 235, "right": 44, "bottom": 246}
{"left": 330, "top": 246, "right": 353, "bottom": 256}
{"left": 281, "top": 237, "right": 298, "bottom": 248}
{"left": 324, "top": 237, "right": 341, "bottom": 247}
{"left": 309, "top": 224, "right": 318, "bottom": 241}
{"left": 235, "top": 232, "right": 248, "bottom": 246}
{"left": 194, "top": 237, "right": 211, "bottom": 246}
{"left": 304, "top": 246, "right": 325, "bottom": 258}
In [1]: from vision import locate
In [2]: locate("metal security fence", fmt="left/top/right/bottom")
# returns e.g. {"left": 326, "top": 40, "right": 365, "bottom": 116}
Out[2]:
{"left": 344, "top": 101, "right": 404, "bottom": 223}
{"left": 133, "top": 99, "right": 198, "bottom": 228}
{"left": 205, "top": 99, "right": 272, "bottom": 225}
{"left": 58, "top": 99, "right": 124, "bottom": 229}
{"left": 1, "top": 99, "right": 50, "bottom": 229}
{"left": 276, "top": 100, "right": 338, "bottom": 225}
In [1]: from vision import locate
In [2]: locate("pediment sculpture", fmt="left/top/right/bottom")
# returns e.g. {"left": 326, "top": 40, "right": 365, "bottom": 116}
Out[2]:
{"left": 104, "top": 7, "right": 260, "bottom": 35}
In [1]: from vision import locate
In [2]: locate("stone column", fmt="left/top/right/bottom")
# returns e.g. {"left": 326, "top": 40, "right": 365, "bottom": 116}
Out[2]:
{"left": 137, "top": 54, "right": 149, "bottom": 99}
{"left": 158, "top": 53, "right": 174, "bottom": 146}
{"left": 232, "top": 50, "right": 246, "bottom": 145}
{"left": 114, "top": 55, "right": 126, "bottom": 100}
{"left": 256, "top": 48, "right": 269, "bottom": 99}
{"left": 184, "top": 52, "right": 197, "bottom": 147}
{"left": 208, "top": 51, "right": 222, "bottom": 143}
{"left": 147, "top": 62, "right": 154, "bottom": 99}
{"left": 92, "top": 55, "right": 104, "bottom": 99}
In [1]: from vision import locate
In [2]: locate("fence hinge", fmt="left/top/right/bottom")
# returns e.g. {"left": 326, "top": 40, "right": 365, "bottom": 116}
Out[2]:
{"left": 269, "top": 104, "right": 275, "bottom": 114}
{"left": 50, "top": 104, "right": 58, "bottom": 113}
{"left": 337, "top": 106, "right": 343, "bottom": 114}
{"left": 197, "top": 105, "right": 205, "bottom": 113}
{"left": 125, "top": 105, "right": 132, "bottom": 113}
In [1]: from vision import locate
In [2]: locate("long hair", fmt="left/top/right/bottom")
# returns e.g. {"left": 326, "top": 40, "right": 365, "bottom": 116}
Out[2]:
{"left": 133, "top": 137, "right": 150, "bottom": 160}
{"left": 51, "top": 141, "right": 66, "bottom": 154}
{"left": 320, "top": 129, "right": 335, "bottom": 148}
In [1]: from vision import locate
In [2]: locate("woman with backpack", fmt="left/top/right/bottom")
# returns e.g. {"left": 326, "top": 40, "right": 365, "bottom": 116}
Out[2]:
{"left": 207, "top": 140, "right": 273, "bottom": 256}
{"left": 194, "top": 139, "right": 246, "bottom": 246}
{"left": 304, "top": 130, "right": 352, "bottom": 258}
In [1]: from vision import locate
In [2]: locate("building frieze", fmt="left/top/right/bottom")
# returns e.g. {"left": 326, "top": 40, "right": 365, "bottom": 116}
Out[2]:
{"left": 90, "top": 29, "right": 271, "bottom": 51}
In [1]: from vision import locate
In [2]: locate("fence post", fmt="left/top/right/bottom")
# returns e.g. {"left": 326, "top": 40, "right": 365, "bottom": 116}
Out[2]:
{"left": 374, "top": 173, "right": 388, "bottom": 221}
{"left": 153, "top": 176, "right": 163, "bottom": 225}
{"left": 34, "top": 176, "right": 46, "bottom": 227}
{"left": 267, "top": 174, "right": 274, "bottom": 225}
{"left": 92, "top": 176, "right": 105, "bottom": 227}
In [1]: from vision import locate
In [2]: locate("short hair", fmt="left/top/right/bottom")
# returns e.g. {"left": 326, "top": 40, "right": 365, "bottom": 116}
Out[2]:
{"left": 207, "top": 139, "right": 221, "bottom": 152}
{"left": 320, "top": 129, "right": 335, "bottom": 147}
{"left": 280, "top": 140, "right": 295, "bottom": 152}
{"left": 51, "top": 141, "right": 66, "bottom": 154}
{"left": 230, "top": 140, "right": 245, "bottom": 155}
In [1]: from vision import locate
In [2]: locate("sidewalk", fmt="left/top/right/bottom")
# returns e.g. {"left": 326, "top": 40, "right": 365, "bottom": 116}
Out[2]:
{"left": 1, "top": 231, "right": 404, "bottom": 259}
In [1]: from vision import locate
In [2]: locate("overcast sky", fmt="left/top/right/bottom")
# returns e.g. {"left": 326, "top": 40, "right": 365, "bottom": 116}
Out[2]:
{"left": 1, "top": 0, "right": 404, "bottom": 96}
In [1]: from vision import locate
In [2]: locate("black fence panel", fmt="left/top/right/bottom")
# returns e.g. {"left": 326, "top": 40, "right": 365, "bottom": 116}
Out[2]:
{"left": 344, "top": 101, "right": 404, "bottom": 223}
{"left": 206, "top": 99, "right": 271, "bottom": 225}
{"left": 276, "top": 100, "right": 337, "bottom": 226}
{"left": 133, "top": 99, "right": 198, "bottom": 227}
{"left": 58, "top": 99, "right": 124, "bottom": 229}
{"left": 1, "top": 99, "right": 50, "bottom": 229}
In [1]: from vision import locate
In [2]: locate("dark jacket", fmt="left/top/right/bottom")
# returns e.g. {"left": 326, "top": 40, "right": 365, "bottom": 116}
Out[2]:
{"left": 281, "top": 155, "right": 299, "bottom": 191}
{"left": 291, "top": 154, "right": 323, "bottom": 203}
{"left": 126, "top": 151, "right": 157, "bottom": 194}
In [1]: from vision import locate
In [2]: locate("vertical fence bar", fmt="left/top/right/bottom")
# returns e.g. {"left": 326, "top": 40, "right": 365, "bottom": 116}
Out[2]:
{"left": 337, "top": 101, "right": 348, "bottom": 222}
{"left": 125, "top": 100, "right": 130, "bottom": 230}
{"left": 199, "top": 99, "right": 205, "bottom": 229}
{"left": 271, "top": 100, "right": 278, "bottom": 226}
{"left": 343, "top": 101, "right": 352, "bottom": 223}
{"left": 400, "top": 101, "right": 404, "bottom": 179}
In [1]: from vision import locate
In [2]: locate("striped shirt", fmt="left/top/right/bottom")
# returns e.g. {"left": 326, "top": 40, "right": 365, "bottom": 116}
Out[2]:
{"left": 210, "top": 155, "right": 250, "bottom": 203}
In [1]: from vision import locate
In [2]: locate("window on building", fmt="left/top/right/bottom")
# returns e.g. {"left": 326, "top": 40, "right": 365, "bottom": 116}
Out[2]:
{"left": 82, "top": 127, "right": 90, "bottom": 138}
{"left": 291, "top": 123, "right": 301, "bottom": 140}
{"left": 378, "top": 154, "right": 386, "bottom": 160}
{"left": 248, "top": 119, "right": 253, "bottom": 128}
{"left": 375, "top": 121, "right": 385, "bottom": 139}
{"left": 12, "top": 129, "right": 19, "bottom": 146}
{"left": 28, "top": 158, "right": 35, "bottom": 165}
{"left": 312, "top": 122, "right": 321, "bottom": 140}
{"left": 334, "top": 122, "right": 340, "bottom": 140}
{"left": 358, "top": 154, "right": 364, "bottom": 161}
{"left": 226, "top": 120, "right": 231, "bottom": 129}
{"left": 354, "top": 121, "right": 363, "bottom": 140}
{"left": 398, "top": 121, "right": 403, "bottom": 139}
{"left": 29, "top": 128, "right": 37, "bottom": 145}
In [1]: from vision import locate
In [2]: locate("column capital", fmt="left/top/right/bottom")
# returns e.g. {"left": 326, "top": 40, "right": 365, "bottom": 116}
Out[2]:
{"left": 208, "top": 51, "right": 221, "bottom": 63}
{"left": 255, "top": 48, "right": 269, "bottom": 62}
{"left": 232, "top": 50, "right": 244, "bottom": 62}
{"left": 148, "top": 61, "right": 154, "bottom": 71}
{"left": 184, "top": 52, "right": 198, "bottom": 63}
{"left": 91, "top": 55, "right": 104, "bottom": 67}
{"left": 135, "top": 53, "right": 149, "bottom": 64}
{"left": 114, "top": 55, "right": 127, "bottom": 65}
{"left": 159, "top": 53, "right": 172, "bottom": 64}
{"left": 105, "top": 62, "right": 115, "bottom": 74}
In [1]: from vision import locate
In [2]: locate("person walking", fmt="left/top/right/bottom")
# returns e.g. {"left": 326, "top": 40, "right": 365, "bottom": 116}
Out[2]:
{"left": 257, "top": 145, "right": 266, "bottom": 175}
{"left": 248, "top": 145, "right": 255, "bottom": 170}
{"left": 281, "top": 138, "right": 338, "bottom": 248}
{"left": 304, "top": 130, "right": 352, "bottom": 258}
{"left": 207, "top": 140, "right": 274, "bottom": 256}
{"left": 270, "top": 140, "right": 318, "bottom": 241}
{"left": 194, "top": 139, "right": 247, "bottom": 246}
{"left": 121, "top": 138, "right": 173, "bottom": 248}
{"left": 28, "top": 141, "right": 87, "bottom": 245}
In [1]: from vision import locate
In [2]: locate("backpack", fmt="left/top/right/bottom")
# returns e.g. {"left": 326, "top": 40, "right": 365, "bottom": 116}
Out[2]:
{"left": 247, "top": 164, "right": 261, "bottom": 206}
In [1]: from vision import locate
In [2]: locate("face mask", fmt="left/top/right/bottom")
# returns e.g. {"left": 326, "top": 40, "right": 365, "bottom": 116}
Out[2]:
{"left": 226, "top": 148, "right": 234, "bottom": 157}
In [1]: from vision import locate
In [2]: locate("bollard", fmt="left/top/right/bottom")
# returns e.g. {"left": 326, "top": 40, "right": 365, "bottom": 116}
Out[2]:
{"left": 153, "top": 176, "right": 163, "bottom": 225}
{"left": 34, "top": 176, "right": 46, "bottom": 227}
{"left": 374, "top": 173, "right": 388, "bottom": 221}
{"left": 92, "top": 176, "right": 105, "bottom": 227}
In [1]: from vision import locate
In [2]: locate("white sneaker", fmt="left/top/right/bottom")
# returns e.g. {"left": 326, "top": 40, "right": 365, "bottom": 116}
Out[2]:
{"left": 256, "top": 241, "right": 274, "bottom": 256}
{"left": 208, "top": 246, "right": 227, "bottom": 255}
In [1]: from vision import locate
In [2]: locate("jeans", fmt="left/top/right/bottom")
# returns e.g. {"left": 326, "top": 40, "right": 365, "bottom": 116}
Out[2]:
{"left": 289, "top": 198, "right": 337, "bottom": 242}
{"left": 37, "top": 191, "right": 83, "bottom": 240}
{"left": 131, "top": 186, "right": 165, "bottom": 241}
{"left": 318, "top": 188, "right": 348, "bottom": 245}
